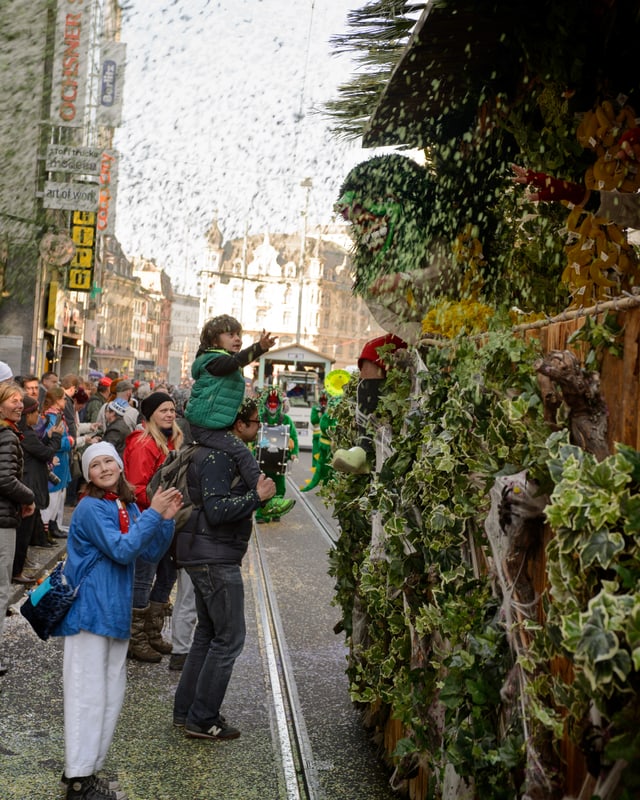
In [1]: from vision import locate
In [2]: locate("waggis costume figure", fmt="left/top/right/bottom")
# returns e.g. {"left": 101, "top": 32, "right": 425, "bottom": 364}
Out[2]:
{"left": 309, "top": 390, "right": 328, "bottom": 468}
{"left": 301, "top": 370, "right": 350, "bottom": 492}
{"left": 255, "top": 388, "right": 298, "bottom": 522}
{"left": 331, "top": 334, "right": 407, "bottom": 476}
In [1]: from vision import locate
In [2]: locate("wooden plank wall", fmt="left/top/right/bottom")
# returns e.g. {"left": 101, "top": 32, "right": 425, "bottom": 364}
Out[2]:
{"left": 381, "top": 305, "right": 640, "bottom": 799}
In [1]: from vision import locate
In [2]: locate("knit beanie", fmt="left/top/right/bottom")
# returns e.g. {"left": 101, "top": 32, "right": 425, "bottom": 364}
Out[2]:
{"left": 140, "top": 391, "right": 174, "bottom": 421}
{"left": 107, "top": 399, "right": 129, "bottom": 417}
{"left": 82, "top": 441, "right": 124, "bottom": 482}
{"left": 0, "top": 361, "right": 13, "bottom": 382}
{"left": 21, "top": 395, "right": 39, "bottom": 414}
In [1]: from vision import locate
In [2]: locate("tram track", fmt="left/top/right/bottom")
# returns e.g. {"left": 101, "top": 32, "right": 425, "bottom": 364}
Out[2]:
{"left": 288, "top": 477, "right": 338, "bottom": 548}
{"left": 250, "top": 525, "right": 322, "bottom": 800}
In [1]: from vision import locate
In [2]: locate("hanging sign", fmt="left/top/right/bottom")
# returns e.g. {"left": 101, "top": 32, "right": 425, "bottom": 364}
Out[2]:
{"left": 45, "top": 145, "right": 102, "bottom": 176}
{"left": 43, "top": 181, "right": 99, "bottom": 212}
{"left": 96, "top": 42, "right": 127, "bottom": 127}
{"left": 50, "top": 0, "right": 93, "bottom": 127}
{"left": 96, "top": 150, "right": 119, "bottom": 236}
{"left": 68, "top": 211, "right": 97, "bottom": 292}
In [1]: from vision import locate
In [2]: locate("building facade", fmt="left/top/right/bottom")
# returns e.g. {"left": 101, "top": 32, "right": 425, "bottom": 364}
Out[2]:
{"left": 0, "top": 0, "right": 125, "bottom": 377}
{"left": 198, "top": 221, "right": 383, "bottom": 371}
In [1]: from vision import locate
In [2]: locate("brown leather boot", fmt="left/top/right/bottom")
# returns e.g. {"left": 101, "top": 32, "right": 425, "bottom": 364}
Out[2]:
{"left": 146, "top": 601, "right": 173, "bottom": 655}
{"left": 128, "top": 607, "right": 162, "bottom": 662}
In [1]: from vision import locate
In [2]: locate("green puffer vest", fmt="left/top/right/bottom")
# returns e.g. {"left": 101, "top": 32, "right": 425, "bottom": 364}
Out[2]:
{"left": 185, "top": 349, "right": 245, "bottom": 429}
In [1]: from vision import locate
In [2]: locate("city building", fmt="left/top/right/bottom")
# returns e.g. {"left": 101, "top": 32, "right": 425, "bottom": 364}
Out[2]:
{"left": 198, "top": 220, "right": 383, "bottom": 372}
{"left": 0, "top": 0, "right": 125, "bottom": 377}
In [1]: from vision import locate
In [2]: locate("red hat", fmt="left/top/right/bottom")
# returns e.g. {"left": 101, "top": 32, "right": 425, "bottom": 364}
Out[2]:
{"left": 357, "top": 334, "right": 407, "bottom": 371}
{"left": 98, "top": 377, "right": 112, "bottom": 388}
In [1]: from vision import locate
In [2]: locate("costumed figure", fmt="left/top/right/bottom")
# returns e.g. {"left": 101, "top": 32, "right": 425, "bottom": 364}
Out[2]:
{"left": 300, "top": 370, "right": 350, "bottom": 492}
{"left": 335, "top": 154, "right": 451, "bottom": 342}
{"left": 331, "top": 335, "right": 407, "bottom": 475}
{"left": 308, "top": 391, "right": 328, "bottom": 468}
{"left": 255, "top": 388, "right": 298, "bottom": 522}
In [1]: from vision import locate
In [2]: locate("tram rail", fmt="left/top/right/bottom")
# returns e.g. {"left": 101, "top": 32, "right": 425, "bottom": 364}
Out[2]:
{"left": 288, "top": 478, "right": 338, "bottom": 548}
{"left": 250, "top": 530, "right": 321, "bottom": 800}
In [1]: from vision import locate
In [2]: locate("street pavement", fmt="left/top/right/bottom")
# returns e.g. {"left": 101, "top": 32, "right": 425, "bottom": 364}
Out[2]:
{"left": 1, "top": 455, "right": 397, "bottom": 800}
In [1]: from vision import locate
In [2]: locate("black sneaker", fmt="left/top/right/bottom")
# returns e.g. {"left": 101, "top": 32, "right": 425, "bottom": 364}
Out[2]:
{"left": 184, "top": 718, "right": 240, "bottom": 740}
{"left": 62, "top": 774, "right": 125, "bottom": 799}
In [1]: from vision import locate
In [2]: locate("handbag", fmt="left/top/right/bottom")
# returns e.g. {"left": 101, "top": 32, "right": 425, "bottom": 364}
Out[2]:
{"left": 20, "top": 557, "right": 101, "bottom": 641}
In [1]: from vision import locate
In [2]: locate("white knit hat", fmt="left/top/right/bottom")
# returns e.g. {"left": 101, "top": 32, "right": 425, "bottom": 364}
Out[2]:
{"left": 81, "top": 441, "right": 124, "bottom": 482}
{"left": 0, "top": 361, "right": 13, "bottom": 382}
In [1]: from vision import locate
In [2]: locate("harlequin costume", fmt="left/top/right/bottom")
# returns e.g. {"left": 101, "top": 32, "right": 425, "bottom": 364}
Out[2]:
{"left": 255, "top": 388, "right": 298, "bottom": 522}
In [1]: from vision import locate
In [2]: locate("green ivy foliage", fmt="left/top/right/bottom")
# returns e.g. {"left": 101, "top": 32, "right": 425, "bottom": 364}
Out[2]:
{"left": 528, "top": 437, "right": 640, "bottom": 792}
{"left": 325, "top": 331, "right": 555, "bottom": 795}
{"left": 325, "top": 323, "right": 640, "bottom": 796}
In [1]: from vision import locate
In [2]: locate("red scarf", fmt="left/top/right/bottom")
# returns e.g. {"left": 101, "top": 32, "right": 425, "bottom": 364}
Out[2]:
{"left": 104, "top": 493, "right": 129, "bottom": 533}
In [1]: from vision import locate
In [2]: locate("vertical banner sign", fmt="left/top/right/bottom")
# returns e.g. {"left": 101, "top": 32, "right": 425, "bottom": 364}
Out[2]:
{"left": 68, "top": 211, "right": 97, "bottom": 292}
{"left": 96, "top": 42, "right": 127, "bottom": 127}
{"left": 50, "top": 0, "right": 93, "bottom": 127}
{"left": 97, "top": 150, "right": 119, "bottom": 236}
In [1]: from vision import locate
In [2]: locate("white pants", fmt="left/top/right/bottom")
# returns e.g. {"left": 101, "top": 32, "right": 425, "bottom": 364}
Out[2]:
{"left": 171, "top": 568, "right": 196, "bottom": 654}
{"left": 0, "top": 527, "right": 16, "bottom": 647}
{"left": 41, "top": 489, "right": 66, "bottom": 526}
{"left": 63, "top": 631, "right": 128, "bottom": 778}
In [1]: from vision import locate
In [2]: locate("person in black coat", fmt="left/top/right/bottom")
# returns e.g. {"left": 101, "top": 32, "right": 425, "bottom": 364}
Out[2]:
{"left": 0, "top": 382, "right": 35, "bottom": 673}
{"left": 12, "top": 395, "right": 63, "bottom": 581}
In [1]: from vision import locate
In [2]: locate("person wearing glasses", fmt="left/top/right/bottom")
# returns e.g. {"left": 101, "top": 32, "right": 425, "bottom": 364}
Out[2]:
{"left": 184, "top": 314, "right": 294, "bottom": 520}
{"left": 173, "top": 398, "right": 276, "bottom": 740}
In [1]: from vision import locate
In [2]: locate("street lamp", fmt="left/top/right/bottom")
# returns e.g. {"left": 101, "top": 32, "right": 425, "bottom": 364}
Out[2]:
{"left": 295, "top": 177, "right": 313, "bottom": 344}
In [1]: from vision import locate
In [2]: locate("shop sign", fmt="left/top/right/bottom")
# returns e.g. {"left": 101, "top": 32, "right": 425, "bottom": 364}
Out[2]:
{"left": 96, "top": 150, "right": 118, "bottom": 236}
{"left": 43, "top": 181, "right": 99, "bottom": 212}
{"left": 96, "top": 42, "right": 127, "bottom": 127}
{"left": 50, "top": 0, "right": 93, "bottom": 127}
{"left": 68, "top": 211, "right": 96, "bottom": 292}
{"left": 45, "top": 144, "right": 102, "bottom": 176}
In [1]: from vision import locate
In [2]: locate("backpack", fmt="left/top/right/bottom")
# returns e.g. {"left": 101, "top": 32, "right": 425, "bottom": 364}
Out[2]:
{"left": 146, "top": 442, "right": 201, "bottom": 531}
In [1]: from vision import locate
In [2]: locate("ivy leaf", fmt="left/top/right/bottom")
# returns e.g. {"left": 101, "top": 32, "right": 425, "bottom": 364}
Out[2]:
{"left": 605, "top": 729, "right": 640, "bottom": 763}
{"left": 617, "top": 443, "right": 640, "bottom": 484}
{"left": 439, "top": 675, "right": 465, "bottom": 709}
{"left": 575, "top": 611, "right": 619, "bottom": 666}
{"left": 621, "top": 494, "right": 640, "bottom": 535}
{"left": 580, "top": 529, "right": 625, "bottom": 569}
{"left": 625, "top": 604, "right": 640, "bottom": 672}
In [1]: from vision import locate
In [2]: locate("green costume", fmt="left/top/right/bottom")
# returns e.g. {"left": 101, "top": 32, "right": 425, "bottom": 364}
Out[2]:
{"left": 301, "top": 396, "right": 336, "bottom": 492}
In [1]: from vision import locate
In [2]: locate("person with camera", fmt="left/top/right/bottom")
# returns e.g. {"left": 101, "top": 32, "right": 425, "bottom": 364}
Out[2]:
{"left": 40, "top": 386, "right": 74, "bottom": 540}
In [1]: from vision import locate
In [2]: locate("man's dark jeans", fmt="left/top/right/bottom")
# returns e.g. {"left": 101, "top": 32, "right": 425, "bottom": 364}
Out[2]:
{"left": 173, "top": 563, "right": 246, "bottom": 729}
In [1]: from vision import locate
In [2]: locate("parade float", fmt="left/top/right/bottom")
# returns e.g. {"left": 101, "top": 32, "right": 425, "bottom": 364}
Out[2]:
{"left": 322, "top": 2, "right": 640, "bottom": 798}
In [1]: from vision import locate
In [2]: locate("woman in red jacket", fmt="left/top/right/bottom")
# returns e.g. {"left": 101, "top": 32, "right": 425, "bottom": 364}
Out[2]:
{"left": 123, "top": 392, "right": 183, "bottom": 662}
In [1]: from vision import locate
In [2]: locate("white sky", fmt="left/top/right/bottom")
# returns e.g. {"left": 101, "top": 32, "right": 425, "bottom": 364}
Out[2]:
{"left": 113, "top": 0, "right": 378, "bottom": 293}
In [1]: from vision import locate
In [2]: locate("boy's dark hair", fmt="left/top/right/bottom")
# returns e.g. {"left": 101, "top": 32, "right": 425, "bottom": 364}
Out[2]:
{"left": 198, "top": 315, "right": 242, "bottom": 353}
{"left": 84, "top": 474, "right": 136, "bottom": 504}
{"left": 236, "top": 397, "right": 258, "bottom": 425}
{"left": 16, "top": 374, "right": 38, "bottom": 386}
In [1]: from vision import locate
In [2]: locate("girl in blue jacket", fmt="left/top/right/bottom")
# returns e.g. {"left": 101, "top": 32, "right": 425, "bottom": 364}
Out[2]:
{"left": 56, "top": 442, "right": 182, "bottom": 800}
